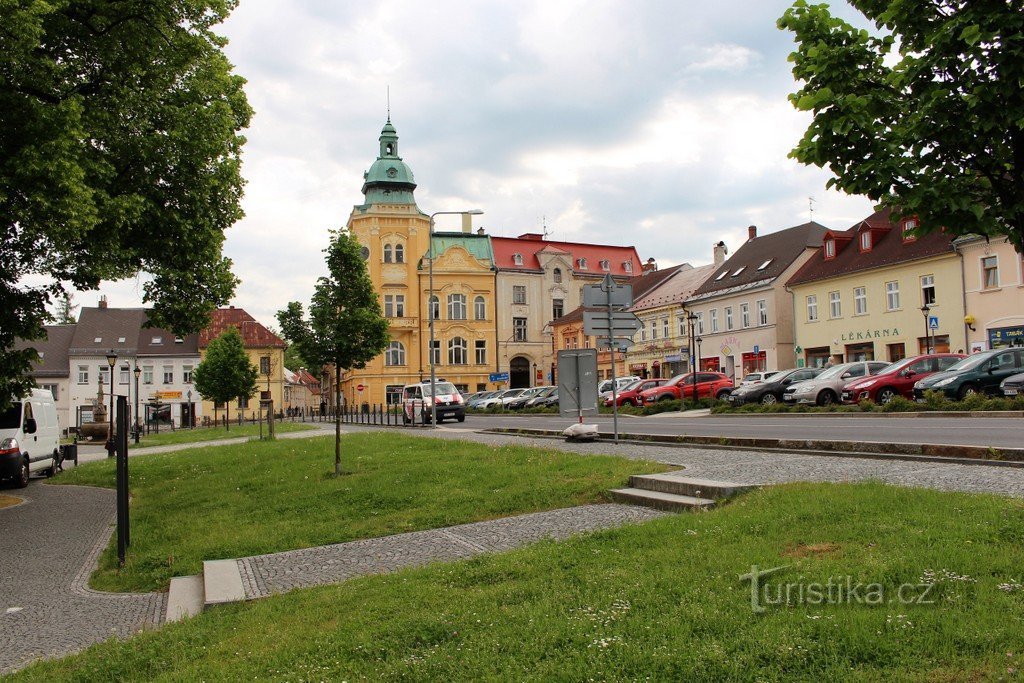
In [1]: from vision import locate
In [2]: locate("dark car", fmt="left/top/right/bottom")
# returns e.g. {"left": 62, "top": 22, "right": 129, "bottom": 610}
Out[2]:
{"left": 524, "top": 386, "right": 557, "bottom": 408}
{"left": 913, "top": 348, "right": 1024, "bottom": 400}
{"left": 726, "top": 367, "right": 823, "bottom": 405}
{"left": 840, "top": 353, "right": 965, "bottom": 404}
{"left": 507, "top": 386, "right": 555, "bottom": 410}
{"left": 534, "top": 389, "right": 558, "bottom": 408}
{"left": 1001, "top": 372, "right": 1024, "bottom": 398}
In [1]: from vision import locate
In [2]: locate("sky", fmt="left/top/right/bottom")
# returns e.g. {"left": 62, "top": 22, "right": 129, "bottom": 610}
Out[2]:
{"left": 86, "top": 0, "right": 877, "bottom": 327}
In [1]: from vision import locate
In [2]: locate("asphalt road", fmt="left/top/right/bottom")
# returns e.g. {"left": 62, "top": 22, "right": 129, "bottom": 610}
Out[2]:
{"left": 442, "top": 412, "right": 1024, "bottom": 449}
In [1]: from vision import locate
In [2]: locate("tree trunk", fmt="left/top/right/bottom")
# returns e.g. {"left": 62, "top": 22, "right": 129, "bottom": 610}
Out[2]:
{"left": 334, "top": 365, "right": 341, "bottom": 476}
{"left": 268, "top": 399, "right": 275, "bottom": 439}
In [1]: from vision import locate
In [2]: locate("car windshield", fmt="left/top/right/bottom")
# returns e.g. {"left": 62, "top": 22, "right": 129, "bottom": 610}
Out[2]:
{"left": 741, "top": 374, "right": 761, "bottom": 382}
{"left": 622, "top": 380, "right": 644, "bottom": 392}
{"left": 666, "top": 374, "right": 690, "bottom": 387}
{"left": 816, "top": 364, "right": 858, "bottom": 380}
{"left": 535, "top": 387, "right": 555, "bottom": 398}
{"left": 943, "top": 352, "right": 996, "bottom": 372}
{"left": 422, "top": 382, "right": 458, "bottom": 397}
{"left": 881, "top": 357, "right": 917, "bottom": 374}
{"left": 0, "top": 403, "right": 21, "bottom": 429}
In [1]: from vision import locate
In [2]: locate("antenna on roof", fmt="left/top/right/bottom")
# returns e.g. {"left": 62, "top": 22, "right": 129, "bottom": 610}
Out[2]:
{"left": 542, "top": 215, "right": 550, "bottom": 240}
{"left": 386, "top": 86, "right": 391, "bottom": 121}
{"left": 809, "top": 196, "right": 816, "bottom": 222}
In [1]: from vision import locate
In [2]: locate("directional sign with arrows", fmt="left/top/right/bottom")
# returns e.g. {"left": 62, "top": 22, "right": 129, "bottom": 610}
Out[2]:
{"left": 583, "top": 310, "right": 641, "bottom": 334}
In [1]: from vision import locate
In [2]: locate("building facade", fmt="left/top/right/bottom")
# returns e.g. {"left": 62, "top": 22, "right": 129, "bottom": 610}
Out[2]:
{"left": 15, "top": 324, "right": 75, "bottom": 429}
{"left": 786, "top": 210, "right": 967, "bottom": 366}
{"left": 954, "top": 234, "right": 1024, "bottom": 352}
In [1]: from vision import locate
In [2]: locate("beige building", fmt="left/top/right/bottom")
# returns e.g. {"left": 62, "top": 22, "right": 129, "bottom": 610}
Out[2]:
{"left": 954, "top": 234, "right": 1024, "bottom": 352}
{"left": 786, "top": 210, "right": 967, "bottom": 366}
{"left": 683, "top": 223, "right": 828, "bottom": 379}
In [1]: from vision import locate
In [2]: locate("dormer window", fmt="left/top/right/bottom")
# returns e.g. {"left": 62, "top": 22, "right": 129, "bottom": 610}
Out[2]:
{"left": 623, "top": 261, "right": 632, "bottom": 273}
{"left": 577, "top": 258, "right": 587, "bottom": 269}
{"left": 731, "top": 266, "right": 746, "bottom": 277}
{"left": 513, "top": 253, "right": 523, "bottom": 266}
{"left": 715, "top": 270, "right": 728, "bottom": 281}
{"left": 757, "top": 259, "right": 773, "bottom": 271}
{"left": 94, "top": 337, "right": 102, "bottom": 343}
{"left": 174, "top": 336, "right": 184, "bottom": 344}
{"left": 600, "top": 259, "right": 610, "bottom": 271}
{"left": 902, "top": 219, "right": 918, "bottom": 242}
{"left": 824, "top": 239, "right": 836, "bottom": 259}
{"left": 859, "top": 231, "right": 872, "bottom": 252}
{"left": 152, "top": 336, "right": 162, "bottom": 345}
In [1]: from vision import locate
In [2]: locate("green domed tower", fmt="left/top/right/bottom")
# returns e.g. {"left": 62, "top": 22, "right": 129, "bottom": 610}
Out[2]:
{"left": 360, "top": 117, "right": 417, "bottom": 206}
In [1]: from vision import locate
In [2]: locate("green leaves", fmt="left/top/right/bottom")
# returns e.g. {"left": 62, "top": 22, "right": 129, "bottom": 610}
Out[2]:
{"left": 192, "top": 326, "right": 258, "bottom": 409}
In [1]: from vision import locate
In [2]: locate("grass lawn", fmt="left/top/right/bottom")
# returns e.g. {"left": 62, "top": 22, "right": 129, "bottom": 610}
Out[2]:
{"left": 55, "top": 432, "right": 667, "bottom": 592}
{"left": 16, "top": 482, "right": 1024, "bottom": 681}
{"left": 133, "top": 421, "right": 317, "bottom": 448}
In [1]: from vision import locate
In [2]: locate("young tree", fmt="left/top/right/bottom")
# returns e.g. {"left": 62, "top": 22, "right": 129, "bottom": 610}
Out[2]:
{"left": 779, "top": 1, "right": 1024, "bottom": 252}
{"left": 277, "top": 230, "right": 390, "bottom": 476}
{"left": 54, "top": 293, "right": 79, "bottom": 325}
{"left": 192, "top": 327, "right": 258, "bottom": 431}
{"left": 1, "top": 0, "right": 253, "bottom": 408}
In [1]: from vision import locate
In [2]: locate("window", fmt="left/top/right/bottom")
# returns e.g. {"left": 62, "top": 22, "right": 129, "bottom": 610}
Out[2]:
{"left": 119, "top": 364, "right": 130, "bottom": 384}
{"left": 94, "top": 337, "right": 102, "bottom": 343}
{"left": 383, "top": 244, "right": 393, "bottom": 263}
{"left": 40, "top": 384, "right": 58, "bottom": 400}
{"left": 384, "top": 341, "right": 405, "bottom": 366}
{"left": 553, "top": 268, "right": 562, "bottom": 283}
{"left": 513, "top": 253, "right": 523, "bottom": 266}
{"left": 725, "top": 307, "right": 734, "bottom": 330}
{"left": 237, "top": 396, "right": 249, "bottom": 410}
{"left": 921, "top": 275, "right": 935, "bottom": 305}
{"left": 394, "top": 244, "right": 404, "bottom": 263}
{"left": 78, "top": 365, "right": 89, "bottom": 384}
{"left": 757, "top": 300, "right": 768, "bottom": 326}
{"left": 98, "top": 366, "right": 109, "bottom": 385}
{"left": 886, "top": 281, "right": 900, "bottom": 310}
{"left": 854, "top": 287, "right": 867, "bottom": 315}
{"left": 429, "top": 340, "right": 441, "bottom": 365}
{"left": 829, "top": 291, "right": 841, "bottom": 319}
{"left": 448, "top": 337, "right": 467, "bottom": 365}
{"left": 475, "top": 340, "right": 487, "bottom": 365}
{"left": 118, "top": 336, "right": 126, "bottom": 343}
{"left": 183, "top": 365, "right": 193, "bottom": 384}
{"left": 474, "top": 296, "right": 486, "bottom": 320}
{"left": 151, "top": 336, "right": 162, "bottom": 345}
{"left": 824, "top": 239, "right": 836, "bottom": 259}
{"left": 600, "top": 259, "right": 610, "bottom": 271}
{"left": 383, "top": 294, "right": 405, "bottom": 318}
{"left": 163, "top": 365, "right": 174, "bottom": 384}
{"left": 859, "top": 231, "right": 872, "bottom": 251}
{"left": 428, "top": 295, "right": 440, "bottom": 321}
{"left": 806, "top": 295, "right": 818, "bottom": 322}
{"left": 624, "top": 261, "right": 633, "bottom": 273}
{"left": 552, "top": 298, "right": 564, "bottom": 320}
{"left": 448, "top": 294, "right": 467, "bottom": 320}
{"left": 143, "top": 366, "right": 153, "bottom": 384}
{"left": 512, "top": 285, "right": 526, "bottom": 304}
{"left": 903, "top": 219, "right": 918, "bottom": 242}
{"left": 260, "top": 356, "right": 271, "bottom": 375}
{"left": 715, "top": 270, "right": 728, "bottom": 281}
{"left": 639, "top": 324, "right": 646, "bottom": 342}
{"left": 174, "top": 336, "right": 184, "bottom": 344}
{"left": 650, "top": 320, "right": 658, "bottom": 340}
{"left": 741, "top": 303, "right": 750, "bottom": 328}
{"left": 757, "top": 259, "right": 773, "bottom": 271}
{"left": 662, "top": 317, "right": 669, "bottom": 339}
{"left": 982, "top": 256, "right": 999, "bottom": 288}
{"left": 696, "top": 312, "right": 704, "bottom": 335}
{"left": 731, "top": 267, "right": 746, "bottom": 277}
{"left": 678, "top": 315, "right": 687, "bottom": 337}
{"left": 710, "top": 309, "right": 719, "bottom": 333}
{"left": 577, "top": 258, "right": 587, "bottom": 269}
{"left": 513, "top": 317, "right": 528, "bottom": 342}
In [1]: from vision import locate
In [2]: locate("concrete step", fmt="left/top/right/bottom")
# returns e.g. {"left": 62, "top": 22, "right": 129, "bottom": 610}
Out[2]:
{"left": 609, "top": 487, "right": 716, "bottom": 512}
{"left": 203, "top": 559, "right": 246, "bottom": 606}
{"left": 630, "top": 474, "right": 752, "bottom": 500}
{"left": 165, "top": 574, "right": 205, "bottom": 623}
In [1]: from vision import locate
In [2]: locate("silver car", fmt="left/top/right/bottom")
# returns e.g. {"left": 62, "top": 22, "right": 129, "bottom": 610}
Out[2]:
{"left": 783, "top": 361, "right": 890, "bottom": 406}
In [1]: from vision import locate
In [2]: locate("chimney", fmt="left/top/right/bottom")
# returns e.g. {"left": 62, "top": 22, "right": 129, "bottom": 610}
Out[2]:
{"left": 462, "top": 214, "right": 473, "bottom": 233}
{"left": 477, "top": 227, "right": 485, "bottom": 235}
{"left": 747, "top": 225, "right": 757, "bottom": 241}
{"left": 713, "top": 241, "right": 728, "bottom": 266}
{"left": 642, "top": 257, "right": 658, "bottom": 273}
{"left": 98, "top": 295, "right": 107, "bottom": 309}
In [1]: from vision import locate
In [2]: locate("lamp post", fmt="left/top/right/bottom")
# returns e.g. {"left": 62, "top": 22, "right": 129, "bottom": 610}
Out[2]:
{"left": 105, "top": 350, "right": 117, "bottom": 457}
{"left": 685, "top": 311, "right": 699, "bottom": 403}
{"left": 921, "top": 303, "right": 932, "bottom": 354}
{"left": 133, "top": 364, "right": 141, "bottom": 443}
{"left": 427, "top": 209, "right": 483, "bottom": 427}
{"left": 186, "top": 389, "right": 193, "bottom": 429}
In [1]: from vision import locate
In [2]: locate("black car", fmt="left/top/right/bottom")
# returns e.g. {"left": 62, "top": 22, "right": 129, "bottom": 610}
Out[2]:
{"left": 726, "top": 367, "right": 823, "bottom": 405}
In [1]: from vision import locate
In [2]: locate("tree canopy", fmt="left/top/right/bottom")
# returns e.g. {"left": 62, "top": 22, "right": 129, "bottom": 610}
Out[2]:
{"left": 778, "top": 0, "right": 1024, "bottom": 252}
{"left": 192, "top": 326, "right": 258, "bottom": 429}
{"left": 1, "top": 0, "right": 252, "bottom": 403}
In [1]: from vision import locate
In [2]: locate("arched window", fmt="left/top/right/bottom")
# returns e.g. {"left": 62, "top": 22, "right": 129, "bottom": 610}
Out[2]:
{"left": 513, "top": 253, "right": 523, "bottom": 266}
{"left": 428, "top": 295, "right": 440, "bottom": 321}
{"left": 474, "top": 295, "right": 486, "bottom": 320}
{"left": 577, "top": 258, "right": 587, "bottom": 269}
{"left": 383, "top": 244, "right": 393, "bottom": 263}
{"left": 448, "top": 337, "right": 467, "bottom": 365}
{"left": 394, "top": 243, "right": 404, "bottom": 263}
{"left": 600, "top": 259, "right": 610, "bottom": 271}
{"left": 553, "top": 268, "right": 562, "bottom": 283}
{"left": 448, "top": 293, "right": 467, "bottom": 320}
{"left": 384, "top": 341, "right": 405, "bottom": 366}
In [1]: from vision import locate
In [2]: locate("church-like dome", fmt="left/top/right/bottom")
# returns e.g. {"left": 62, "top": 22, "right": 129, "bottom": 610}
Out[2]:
{"left": 361, "top": 118, "right": 417, "bottom": 205}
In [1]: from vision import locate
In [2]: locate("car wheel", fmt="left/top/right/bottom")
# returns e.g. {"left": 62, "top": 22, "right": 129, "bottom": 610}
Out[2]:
{"left": 16, "top": 458, "right": 29, "bottom": 488}
{"left": 817, "top": 390, "right": 837, "bottom": 406}
{"left": 47, "top": 451, "right": 60, "bottom": 477}
{"left": 760, "top": 393, "right": 778, "bottom": 405}
{"left": 658, "top": 395, "right": 673, "bottom": 402}
{"left": 715, "top": 390, "right": 731, "bottom": 400}
{"left": 457, "top": 415, "right": 465, "bottom": 423}
{"left": 877, "top": 387, "right": 897, "bottom": 404}
{"left": 622, "top": 398, "right": 635, "bottom": 407}
{"left": 958, "top": 384, "right": 979, "bottom": 400}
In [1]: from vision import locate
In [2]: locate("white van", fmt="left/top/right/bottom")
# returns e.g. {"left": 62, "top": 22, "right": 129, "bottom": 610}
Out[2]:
{"left": 401, "top": 380, "right": 466, "bottom": 424}
{"left": 1, "top": 389, "right": 62, "bottom": 488}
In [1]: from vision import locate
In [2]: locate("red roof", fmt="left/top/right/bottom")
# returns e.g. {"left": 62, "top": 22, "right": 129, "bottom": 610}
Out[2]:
{"left": 491, "top": 234, "right": 642, "bottom": 276}
{"left": 200, "top": 307, "right": 286, "bottom": 349}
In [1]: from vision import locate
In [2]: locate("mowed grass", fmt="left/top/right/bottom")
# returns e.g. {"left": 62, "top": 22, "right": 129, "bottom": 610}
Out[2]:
{"left": 16, "top": 482, "right": 1024, "bottom": 681}
{"left": 55, "top": 432, "right": 667, "bottom": 592}
{"left": 134, "top": 421, "right": 316, "bottom": 448}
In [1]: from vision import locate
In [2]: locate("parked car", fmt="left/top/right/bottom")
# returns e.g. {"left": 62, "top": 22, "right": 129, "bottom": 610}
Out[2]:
{"left": 507, "top": 386, "right": 555, "bottom": 410}
{"left": 739, "top": 371, "right": 779, "bottom": 386}
{"left": 726, "top": 367, "right": 823, "bottom": 405}
{"left": 604, "top": 378, "right": 666, "bottom": 407}
{"left": 466, "top": 391, "right": 499, "bottom": 409}
{"left": 1000, "top": 372, "right": 1024, "bottom": 398}
{"left": 524, "top": 386, "right": 558, "bottom": 408}
{"left": 1, "top": 388, "right": 62, "bottom": 488}
{"left": 638, "top": 372, "right": 734, "bottom": 404}
{"left": 783, "top": 361, "right": 890, "bottom": 405}
{"left": 476, "top": 388, "right": 527, "bottom": 409}
{"left": 534, "top": 389, "right": 559, "bottom": 408}
{"left": 840, "top": 353, "right": 965, "bottom": 404}
{"left": 597, "top": 376, "right": 642, "bottom": 400}
{"left": 913, "top": 348, "right": 1024, "bottom": 400}
{"left": 400, "top": 380, "right": 465, "bottom": 424}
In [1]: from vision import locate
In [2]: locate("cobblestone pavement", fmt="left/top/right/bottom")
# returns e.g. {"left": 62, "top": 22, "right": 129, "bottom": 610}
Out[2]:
{"left": 237, "top": 504, "right": 664, "bottom": 599}
{"left": 0, "top": 481, "right": 165, "bottom": 674}
{"left": 341, "top": 424, "right": 1024, "bottom": 498}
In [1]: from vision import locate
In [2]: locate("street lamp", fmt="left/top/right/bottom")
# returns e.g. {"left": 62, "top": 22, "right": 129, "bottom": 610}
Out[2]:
{"left": 427, "top": 209, "right": 483, "bottom": 427}
{"left": 133, "top": 364, "right": 141, "bottom": 443}
{"left": 186, "top": 389, "right": 193, "bottom": 429}
{"left": 685, "top": 311, "right": 699, "bottom": 403}
{"left": 105, "top": 350, "right": 117, "bottom": 457}
{"left": 921, "top": 303, "right": 932, "bottom": 354}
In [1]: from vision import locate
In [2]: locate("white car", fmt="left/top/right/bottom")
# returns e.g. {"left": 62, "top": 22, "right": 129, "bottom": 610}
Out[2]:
{"left": 740, "top": 371, "right": 779, "bottom": 386}
{"left": 598, "top": 376, "right": 642, "bottom": 399}
{"left": 1, "top": 389, "right": 62, "bottom": 487}
{"left": 477, "top": 388, "right": 526, "bottom": 408}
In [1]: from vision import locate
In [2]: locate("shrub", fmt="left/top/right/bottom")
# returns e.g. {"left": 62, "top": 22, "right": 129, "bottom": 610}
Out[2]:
{"left": 881, "top": 396, "right": 915, "bottom": 413}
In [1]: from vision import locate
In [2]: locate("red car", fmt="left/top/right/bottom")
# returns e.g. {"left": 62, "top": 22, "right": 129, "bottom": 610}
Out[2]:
{"left": 604, "top": 378, "right": 666, "bottom": 407}
{"left": 638, "top": 372, "right": 734, "bottom": 404}
{"left": 840, "top": 353, "right": 965, "bottom": 404}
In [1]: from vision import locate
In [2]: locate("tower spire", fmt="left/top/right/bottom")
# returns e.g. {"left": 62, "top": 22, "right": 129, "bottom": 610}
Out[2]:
{"left": 387, "top": 86, "right": 391, "bottom": 122}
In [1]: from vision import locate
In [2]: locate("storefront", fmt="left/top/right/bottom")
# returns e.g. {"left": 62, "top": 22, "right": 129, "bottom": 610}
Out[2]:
{"left": 701, "top": 357, "right": 720, "bottom": 372}
{"left": 628, "top": 362, "right": 648, "bottom": 378}
{"left": 740, "top": 351, "right": 767, "bottom": 374}
{"left": 845, "top": 342, "right": 875, "bottom": 361}
{"left": 804, "top": 346, "right": 830, "bottom": 368}
{"left": 989, "top": 325, "right": 1024, "bottom": 349}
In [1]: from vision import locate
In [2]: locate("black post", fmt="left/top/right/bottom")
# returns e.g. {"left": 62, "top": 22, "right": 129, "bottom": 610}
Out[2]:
{"left": 116, "top": 395, "right": 130, "bottom": 565}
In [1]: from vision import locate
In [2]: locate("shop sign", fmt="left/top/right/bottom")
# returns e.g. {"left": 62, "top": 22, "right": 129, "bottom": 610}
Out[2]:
{"left": 157, "top": 391, "right": 182, "bottom": 399}
{"left": 840, "top": 328, "right": 899, "bottom": 342}
{"left": 665, "top": 354, "right": 681, "bottom": 362}
{"left": 629, "top": 363, "right": 647, "bottom": 371}
{"left": 989, "top": 325, "right": 1024, "bottom": 348}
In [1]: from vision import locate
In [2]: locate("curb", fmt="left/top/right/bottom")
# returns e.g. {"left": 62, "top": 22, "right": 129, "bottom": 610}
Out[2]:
{"left": 708, "top": 410, "right": 1024, "bottom": 419}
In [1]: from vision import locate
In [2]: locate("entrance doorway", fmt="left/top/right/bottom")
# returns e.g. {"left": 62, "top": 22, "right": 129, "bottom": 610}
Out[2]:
{"left": 510, "top": 356, "right": 531, "bottom": 389}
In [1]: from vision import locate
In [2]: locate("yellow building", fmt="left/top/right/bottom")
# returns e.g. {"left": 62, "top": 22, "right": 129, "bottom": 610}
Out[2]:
{"left": 341, "top": 118, "right": 497, "bottom": 405}
{"left": 786, "top": 210, "right": 967, "bottom": 366}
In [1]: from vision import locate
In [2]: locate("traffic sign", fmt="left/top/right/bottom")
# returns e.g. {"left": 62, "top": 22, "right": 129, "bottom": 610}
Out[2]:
{"left": 582, "top": 274, "right": 633, "bottom": 308}
{"left": 753, "top": 345, "right": 760, "bottom": 354}
{"left": 583, "top": 310, "right": 642, "bottom": 335}
{"left": 489, "top": 372, "right": 509, "bottom": 382}
{"left": 356, "top": 384, "right": 365, "bottom": 392}
{"left": 928, "top": 315, "right": 939, "bottom": 330}
{"left": 596, "top": 336, "right": 634, "bottom": 350}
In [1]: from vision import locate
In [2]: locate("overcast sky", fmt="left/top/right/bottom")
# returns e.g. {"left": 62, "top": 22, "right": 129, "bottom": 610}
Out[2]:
{"left": 89, "top": 0, "right": 877, "bottom": 327}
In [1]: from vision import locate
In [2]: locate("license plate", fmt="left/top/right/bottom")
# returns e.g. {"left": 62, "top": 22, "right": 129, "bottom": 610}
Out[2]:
{"left": 1006, "top": 388, "right": 1018, "bottom": 396}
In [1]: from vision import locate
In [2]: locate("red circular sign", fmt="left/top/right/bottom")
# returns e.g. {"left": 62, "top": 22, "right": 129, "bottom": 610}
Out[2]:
{"left": 356, "top": 384, "right": 365, "bottom": 392}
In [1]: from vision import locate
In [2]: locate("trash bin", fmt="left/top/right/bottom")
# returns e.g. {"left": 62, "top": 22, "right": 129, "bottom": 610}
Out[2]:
{"left": 59, "top": 443, "right": 78, "bottom": 468}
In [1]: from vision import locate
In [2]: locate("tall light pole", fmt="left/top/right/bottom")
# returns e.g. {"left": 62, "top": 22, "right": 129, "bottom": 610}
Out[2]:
{"left": 133, "top": 364, "right": 141, "bottom": 443}
{"left": 686, "top": 311, "right": 698, "bottom": 403}
{"left": 427, "top": 209, "right": 483, "bottom": 427}
{"left": 921, "top": 303, "right": 932, "bottom": 354}
{"left": 187, "top": 389, "right": 193, "bottom": 429}
{"left": 105, "top": 350, "right": 117, "bottom": 457}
